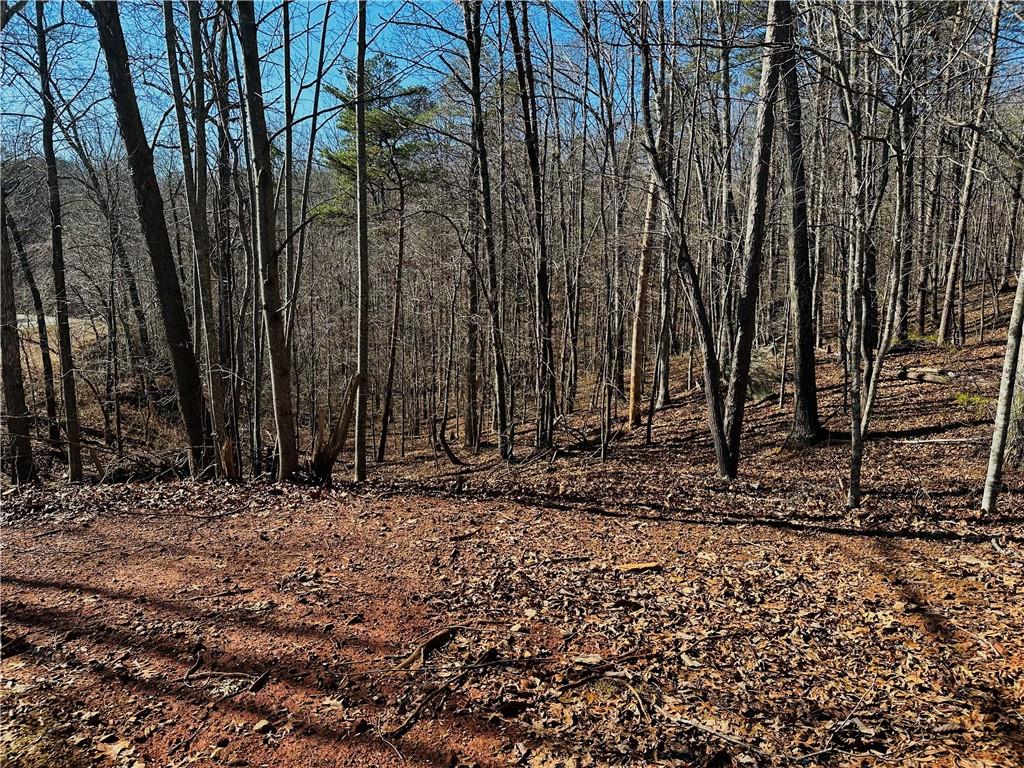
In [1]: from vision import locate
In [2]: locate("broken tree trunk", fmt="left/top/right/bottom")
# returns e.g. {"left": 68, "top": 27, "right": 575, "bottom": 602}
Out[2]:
{"left": 310, "top": 375, "right": 361, "bottom": 485}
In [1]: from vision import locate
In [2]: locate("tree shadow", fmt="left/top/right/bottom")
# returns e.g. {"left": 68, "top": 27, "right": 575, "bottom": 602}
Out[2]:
{"left": 1, "top": 584, "right": 533, "bottom": 767}
{"left": 2, "top": 591, "right": 387, "bottom": 693}
{"left": 380, "top": 483, "right": 1024, "bottom": 545}
{"left": 4, "top": 575, "right": 373, "bottom": 646}
{"left": 824, "top": 417, "right": 990, "bottom": 442}
{"left": 860, "top": 538, "right": 1024, "bottom": 763}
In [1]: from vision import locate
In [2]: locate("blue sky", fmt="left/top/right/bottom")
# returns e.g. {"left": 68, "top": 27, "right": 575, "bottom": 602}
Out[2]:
{"left": 0, "top": 1, "right": 420, "bottom": 169}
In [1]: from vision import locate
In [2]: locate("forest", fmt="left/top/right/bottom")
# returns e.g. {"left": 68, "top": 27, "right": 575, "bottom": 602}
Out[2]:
{"left": 1, "top": 0, "right": 1023, "bottom": 766}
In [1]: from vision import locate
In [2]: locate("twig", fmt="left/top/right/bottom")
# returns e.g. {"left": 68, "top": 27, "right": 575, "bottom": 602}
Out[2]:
{"left": 376, "top": 721, "right": 405, "bottom": 762}
{"left": 536, "top": 555, "right": 592, "bottom": 566}
{"left": 188, "top": 587, "right": 254, "bottom": 601}
{"left": 612, "top": 677, "right": 650, "bottom": 722}
{"left": 557, "top": 651, "right": 659, "bottom": 691}
{"left": 357, "top": 654, "right": 556, "bottom": 676}
{"left": 800, "top": 676, "right": 877, "bottom": 762}
{"left": 183, "top": 652, "right": 202, "bottom": 681}
{"left": 386, "top": 647, "right": 497, "bottom": 738}
{"left": 187, "top": 671, "right": 258, "bottom": 681}
{"left": 393, "top": 624, "right": 495, "bottom": 670}
{"left": 674, "top": 717, "right": 770, "bottom": 757}
{"left": 396, "top": 627, "right": 458, "bottom": 670}
{"left": 387, "top": 673, "right": 464, "bottom": 738}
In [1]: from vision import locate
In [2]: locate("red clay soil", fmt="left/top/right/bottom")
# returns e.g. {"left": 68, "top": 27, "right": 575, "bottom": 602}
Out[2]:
{"left": 2, "top": 339, "right": 1022, "bottom": 768}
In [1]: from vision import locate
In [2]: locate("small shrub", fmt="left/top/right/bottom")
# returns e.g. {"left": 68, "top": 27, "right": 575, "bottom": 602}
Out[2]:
{"left": 955, "top": 391, "right": 993, "bottom": 418}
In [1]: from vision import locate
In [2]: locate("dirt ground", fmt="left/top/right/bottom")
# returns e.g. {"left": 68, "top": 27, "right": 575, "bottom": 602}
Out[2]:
{"left": 2, "top": 338, "right": 1022, "bottom": 768}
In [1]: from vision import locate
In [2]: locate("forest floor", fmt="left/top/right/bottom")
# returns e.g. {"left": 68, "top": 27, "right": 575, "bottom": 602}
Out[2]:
{"left": 2, "top": 335, "right": 1023, "bottom": 768}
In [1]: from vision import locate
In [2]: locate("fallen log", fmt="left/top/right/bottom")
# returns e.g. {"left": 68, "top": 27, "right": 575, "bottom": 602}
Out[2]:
{"left": 897, "top": 366, "right": 955, "bottom": 385}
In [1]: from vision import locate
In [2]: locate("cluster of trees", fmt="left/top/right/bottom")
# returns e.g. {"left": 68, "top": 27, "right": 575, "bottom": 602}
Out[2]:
{"left": 1, "top": 1, "right": 1022, "bottom": 511}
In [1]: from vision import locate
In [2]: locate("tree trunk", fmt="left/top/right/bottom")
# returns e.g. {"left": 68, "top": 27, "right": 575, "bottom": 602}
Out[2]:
{"left": 636, "top": 2, "right": 731, "bottom": 477}
{"left": 723, "top": 0, "right": 783, "bottom": 476}
{"left": 776, "top": 0, "right": 821, "bottom": 447}
{"left": 627, "top": 174, "right": 661, "bottom": 427}
{"left": 1006, "top": 355, "right": 1024, "bottom": 470}
{"left": 92, "top": 0, "right": 208, "bottom": 472}
{"left": 111, "top": 217, "right": 152, "bottom": 367}
{"left": 714, "top": 0, "right": 740, "bottom": 370}
{"left": 463, "top": 0, "right": 511, "bottom": 460}
{"left": 377, "top": 182, "right": 405, "bottom": 463}
{"left": 832, "top": 7, "right": 871, "bottom": 509}
{"left": 981, "top": 256, "right": 1024, "bottom": 513}
{"left": 465, "top": 154, "right": 481, "bottom": 449}
{"left": 0, "top": 191, "right": 34, "bottom": 482}
{"left": 4, "top": 212, "right": 58, "bottom": 443}
{"left": 938, "top": 0, "right": 1001, "bottom": 342}
{"left": 164, "top": 1, "right": 226, "bottom": 473}
{"left": 505, "top": 0, "right": 556, "bottom": 450}
{"left": 188, "top": 1, "right": 227, "bottom": 470}
{"left": 1002, "top": 160, "right": 1023, "bottom": 288}
{"left": 235, "top": 0, "right": 299, "bottom": 480}
{"left": 311, "top": 375, "right": 360, "bottom": 485}
{"left": 287, "top": 0, "right": 332, "bottom": 351}
{"left": 37, "top": 0, "right": 81, "bottom": 480}
{"left": 213, "top": 4, "right": 240, "bottom": 478}
{"left": 353, "top": 0, "right": 370, "bottom": 482}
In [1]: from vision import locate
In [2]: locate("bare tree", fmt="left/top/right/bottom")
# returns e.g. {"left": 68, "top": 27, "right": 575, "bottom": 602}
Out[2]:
{"left": 235, "top": 0, "right": 299, "bottom": 480}
{"left": 938, "top": 0, "right": 1001, "bottom": 343}
{"left": 463, "top": 0, "right": 512, "bottom": 461}
{"left": 505, "top": 0, "right": 556, "bottom": 450}
{"left": 36, "top": 0, "right": 81, "bottom": 480}
{"left": 982, "top": 249, "right": 1024, "bottom": 513}
{"left": 163, "top": 0, "right": 229, "bottom": 475}
{"left": 4, "top": 210, "right": 58, "bottom": 443}
{"left": 776, "top": 0, "right": 821, "bottom": 447}
{"left": 722, "top": 0, "right": 784, "bottom": 476}
{"left": 0, "top": 188, "right": 34, "bottom": 482}
{"left": 89, "top": 0, "right": 208, "bottom": 472}
{"left": 354, "top": 0, "right": 370, "bottom": 482}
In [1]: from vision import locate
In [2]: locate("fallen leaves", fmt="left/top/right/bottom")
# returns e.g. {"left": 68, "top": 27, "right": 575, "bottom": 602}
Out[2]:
{"left": 96, "top": 733, "right": 133, "bottom": 761}
{"left": 2, "top": 398, "right": 1022, "bottom": 768}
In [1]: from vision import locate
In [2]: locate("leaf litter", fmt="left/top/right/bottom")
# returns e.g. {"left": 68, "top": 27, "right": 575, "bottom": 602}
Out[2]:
{"left": 1, "top": 339, "right": 1022, "bottom": 767}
